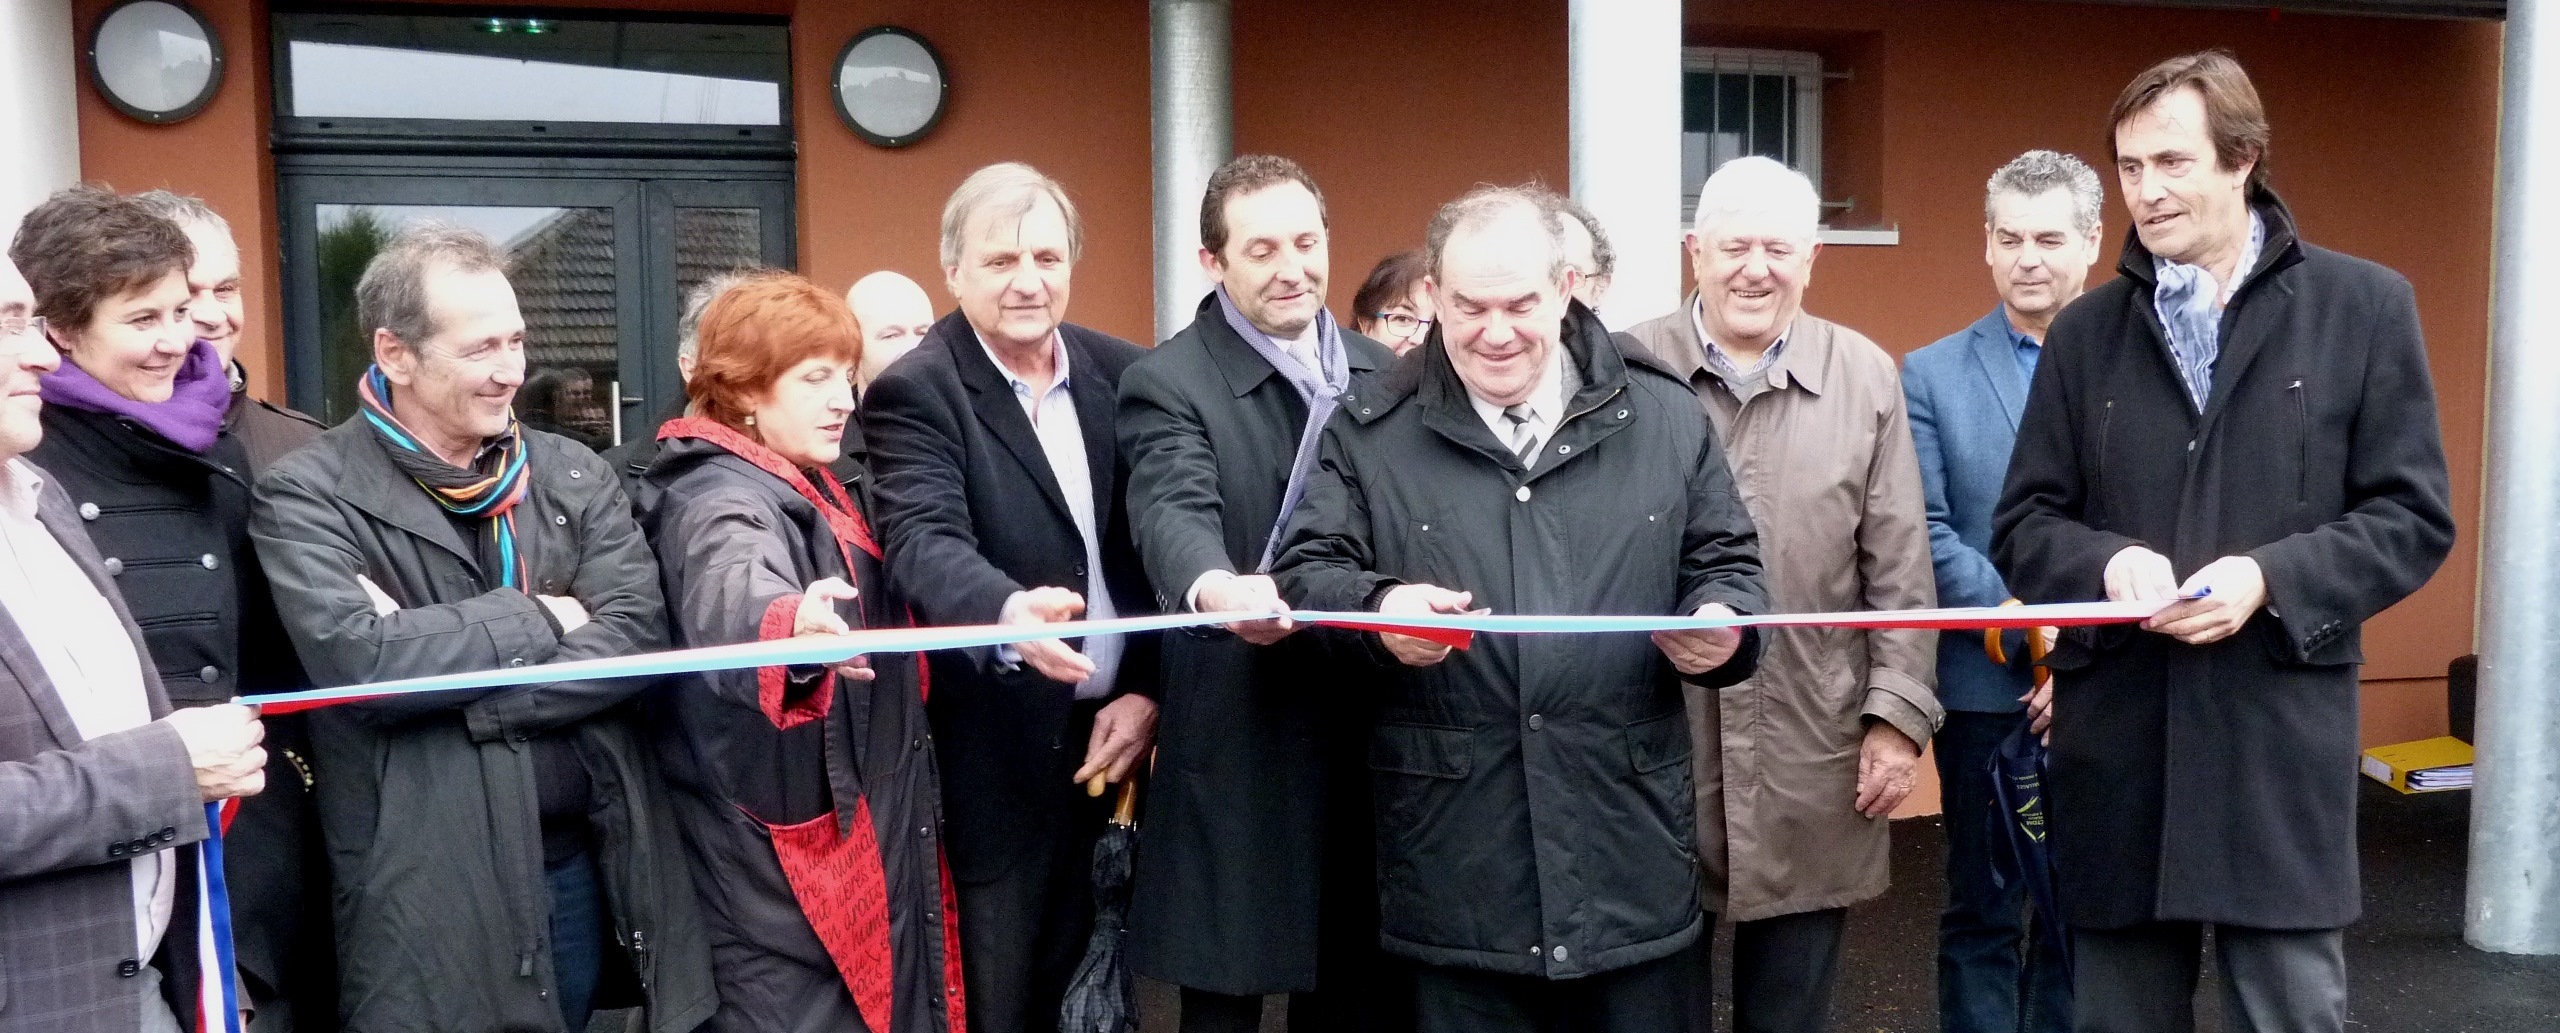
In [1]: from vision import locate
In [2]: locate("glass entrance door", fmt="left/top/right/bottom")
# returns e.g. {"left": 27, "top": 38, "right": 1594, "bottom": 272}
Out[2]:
{"left": 277, "top": 164, "right": 791, "bottom": 446}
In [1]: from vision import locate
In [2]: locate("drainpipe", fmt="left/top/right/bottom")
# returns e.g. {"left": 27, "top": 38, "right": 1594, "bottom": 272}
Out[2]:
{"left": 1151, "top": 0, "right": 1231, "bottom": 344}
{"left": 2468, "top": 0, "right": 2560, "bottom": 956}
{"left": 1569, "top": 0, "right": 1684, "bottom": 330}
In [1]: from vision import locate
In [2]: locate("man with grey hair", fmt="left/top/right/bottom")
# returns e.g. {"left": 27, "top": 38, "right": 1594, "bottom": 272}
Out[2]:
{"left": 251, "top": 222, "right": 714, "bottom": 1033}
{"left": 1623, "top": 156, "right": 1938, "bottom": 1033}
{"left": 129, "top": 191, "right": 324, "bottom": 473}
{"left": 1903, "top": 149, "right": 2102, "bottom": 1033}
{"left": 1274, "top": 184, "right": 1765, "bottom": 1033}
{"left": 1548, "top": 192, "right": 1616, "bottom": 313}
{"left": 847, "top": 270, "right": 937, "bottom": 389}
{"left": 863, "top": 162, "right": 1161, "bottom": 1033}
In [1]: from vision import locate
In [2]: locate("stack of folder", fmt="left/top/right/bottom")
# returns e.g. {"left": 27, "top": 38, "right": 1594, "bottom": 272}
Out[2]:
{"left": 2360, "top": 736, "right": 2474, "bottom": 794}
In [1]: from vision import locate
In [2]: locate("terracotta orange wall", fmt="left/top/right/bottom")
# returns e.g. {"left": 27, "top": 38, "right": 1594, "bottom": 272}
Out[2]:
{"left": 73, "top": 0, "right": 2494, "bottom": 752}
{"left": 73, "top": 0, "right": 284, "bottom": 399}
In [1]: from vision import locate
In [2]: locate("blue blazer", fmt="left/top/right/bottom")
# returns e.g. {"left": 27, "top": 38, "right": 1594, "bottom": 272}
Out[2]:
{"left": 1903, "top": 308, "right": 2036, "bottom": 713}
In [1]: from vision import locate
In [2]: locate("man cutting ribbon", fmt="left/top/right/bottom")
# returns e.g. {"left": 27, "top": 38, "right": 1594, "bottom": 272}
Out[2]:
{"left": 1272, "top": 185, "right": 1765, "bottom": 1033}
{"left": 1117, "top": 155, "right": 1407, "bottom": 1033}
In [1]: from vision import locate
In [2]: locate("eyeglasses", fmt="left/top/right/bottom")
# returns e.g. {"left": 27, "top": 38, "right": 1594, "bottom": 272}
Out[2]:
{"left": 0, "top": 315, "right": 45, "bottom": 343}
{"left": 1372, "top": 312, "right": 1432, "bottom": 339}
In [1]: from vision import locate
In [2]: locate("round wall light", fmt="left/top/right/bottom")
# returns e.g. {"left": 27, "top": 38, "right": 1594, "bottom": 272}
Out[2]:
{"left": 88, "top": 0, "right": 225, "bottom": 125}
{"left": 833, "top": 26, "right": 947, "bottom": 148}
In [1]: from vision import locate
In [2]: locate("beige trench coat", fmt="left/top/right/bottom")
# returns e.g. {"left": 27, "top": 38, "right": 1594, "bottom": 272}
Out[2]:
{"left": 1623, "top": 304, "right": 1940, "bottom": 922}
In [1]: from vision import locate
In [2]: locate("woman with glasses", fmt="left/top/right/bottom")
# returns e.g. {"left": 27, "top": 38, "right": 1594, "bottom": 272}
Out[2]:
{"left": 9, "top": 186, "right": 312, "bottom": 1026}
{"left": 638, "top": 272, "right": 962, "bottom": 1033}
{"left": 1352, "top": 249, "right": 1435, "bottom": 356}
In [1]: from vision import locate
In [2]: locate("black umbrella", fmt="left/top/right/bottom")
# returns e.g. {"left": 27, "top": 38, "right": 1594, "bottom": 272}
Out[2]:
{"left": 1987, "top": 714, "right": 2073, "bottom": 981}
{"left": 1060, "top": 777, "right": 1143, "bottom": 1033}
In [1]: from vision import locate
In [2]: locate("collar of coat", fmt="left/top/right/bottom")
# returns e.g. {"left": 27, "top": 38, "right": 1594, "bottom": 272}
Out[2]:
{"left": 1642, "top": 300, "right": 1846, "bottom": 399}
{"left": 1187, "top": 291, "right": 1388, "bottom": 398}
{"left": 2113, "top": 186, "right": 2306, "bottom": 293}
{"left": 1345, "top": 298, "right": 1678, "bottom": 426}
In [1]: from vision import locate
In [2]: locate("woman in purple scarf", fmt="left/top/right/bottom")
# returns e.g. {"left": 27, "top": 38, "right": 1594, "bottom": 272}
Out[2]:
{"left": 9, "top": 186, "right": 314, "bottom": 1026}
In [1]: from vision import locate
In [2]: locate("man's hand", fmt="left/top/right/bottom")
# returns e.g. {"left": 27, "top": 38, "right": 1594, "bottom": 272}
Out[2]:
{"left": 1854, "top": 721, "right": 1921, "bottom": 819}
{"left": 166, "top": 703, "right": 266, "bottom": 802}
{"left": 2103, "top": 546, "right": 2180, "bottom": 603}
{"left": 2144, "top": 556, "right": 2268, "bottom": 646}
{"left": 1652, "top": 603, "right": 1744, "bottom": 676}
{"left": 1198, "top": 571, "right": 1297, "bottom": 646}
{"left": 1003, "top": 587, "right": 1099, "bottom": 684}
{"left": 1073, "top": 694, "right": 1159, "bottom": 786}
{"left": 536, "top": 594, "right": 591, "bottom": 634}
{"left": 2021, "top": 675, "right": 2054, "bottom": 744}
{"left": 1376, "top": 584, "right": 1474, "bottom": 667}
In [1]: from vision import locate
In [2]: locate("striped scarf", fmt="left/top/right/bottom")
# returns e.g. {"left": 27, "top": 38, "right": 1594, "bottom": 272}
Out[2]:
{"left": 357, "top": 365, "right": 532, "bottom": 589}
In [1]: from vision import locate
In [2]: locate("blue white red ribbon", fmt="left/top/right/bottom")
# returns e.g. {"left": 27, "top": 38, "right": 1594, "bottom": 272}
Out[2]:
{"left": 195, "top": 800, "right": 243, "bottom": 1033}
{"left": 237, "top": 600, "right": 2167, "bottom": 714}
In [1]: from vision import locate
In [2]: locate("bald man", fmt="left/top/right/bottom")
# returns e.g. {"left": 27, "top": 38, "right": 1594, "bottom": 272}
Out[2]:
{"left": 849, "top": 270, "right": 938, "bottom": 387}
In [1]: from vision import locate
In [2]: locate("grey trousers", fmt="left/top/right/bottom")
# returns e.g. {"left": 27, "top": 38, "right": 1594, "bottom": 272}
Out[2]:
{"left": 2071, "top": 923, "right": 2347, "bottom": 1033}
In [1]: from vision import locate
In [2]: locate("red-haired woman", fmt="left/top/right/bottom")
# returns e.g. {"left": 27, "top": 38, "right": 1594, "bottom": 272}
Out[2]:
{"left": 638, "top": 272, "right": 964, "bottom": 1033}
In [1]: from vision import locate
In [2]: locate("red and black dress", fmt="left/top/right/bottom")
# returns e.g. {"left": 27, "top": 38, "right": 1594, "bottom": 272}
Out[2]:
{"left": 637, "top": 417, "right": 966, "bottom": 1033}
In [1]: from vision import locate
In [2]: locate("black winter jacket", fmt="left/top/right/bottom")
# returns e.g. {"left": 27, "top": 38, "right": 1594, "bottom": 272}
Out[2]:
{"left": 639, "top": 426, "right": 964, "bottom": 1033}
{"left": 250, "top": 420, "right": 715, "bottom": 1033}
{"left": 1993, "top": 191, "right": 2455, "bottom": 930}
{"left": 1273, "top": 304, "right": 1766, "bottom": 978}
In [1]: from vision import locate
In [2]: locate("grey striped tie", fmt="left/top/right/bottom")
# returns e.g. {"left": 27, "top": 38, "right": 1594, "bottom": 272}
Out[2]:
{"left": 1503, "top": 403, "right": 1540, "bottom": 465}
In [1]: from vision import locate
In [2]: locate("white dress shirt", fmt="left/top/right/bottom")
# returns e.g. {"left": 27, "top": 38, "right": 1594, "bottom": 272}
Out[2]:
{"left": 977, "top": 333, "right": 1124, "bottom": 700}
{"left": 0, "top": 459, "right": 173, "bottom": 957}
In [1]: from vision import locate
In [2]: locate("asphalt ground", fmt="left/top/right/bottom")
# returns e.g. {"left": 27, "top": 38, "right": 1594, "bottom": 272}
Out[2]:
{"left": 1134, "top": 778, "right": 2560, "bottom": 1033}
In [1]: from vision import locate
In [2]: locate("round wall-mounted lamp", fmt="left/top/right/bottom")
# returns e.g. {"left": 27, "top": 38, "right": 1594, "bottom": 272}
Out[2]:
{"left": 88, "top": 0, "right": 224, "bottom": 125}
{"left": 833, "top": 26, "right": 948, "bottom": 148}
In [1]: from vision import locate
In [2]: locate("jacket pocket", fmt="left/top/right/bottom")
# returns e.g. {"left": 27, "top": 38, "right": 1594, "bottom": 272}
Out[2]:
{"left": 2094, "top": 399, "right": 2114, "bottom": 502}
{"left": 1626, "top": 711, "right": 1690, "bottom": 774}
{"left": 1370, "top": 722, "right": 1473, "bottom": 779}
{"left": 2304, "top": 380, "right": 2324, "bottom": 506}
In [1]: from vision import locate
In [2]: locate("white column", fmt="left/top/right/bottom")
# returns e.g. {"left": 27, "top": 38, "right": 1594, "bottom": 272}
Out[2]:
{"left": 0, "top": 0, "right": 83, "bottom": 228}
{"left": 2468, "top": 0, "right": 2560, "bottom": 957}
{"left": 1150, "top": 0, "right": 1231, "bottom": 344}
{"left": 1569, "top": 0, "right": 1685, "bottom": 330}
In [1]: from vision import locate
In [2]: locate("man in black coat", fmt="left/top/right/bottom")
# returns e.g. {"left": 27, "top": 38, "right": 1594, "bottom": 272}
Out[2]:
{"left": 1118, "top": 155, "right": 1402, "bottom": 1033}
{"left": 251, "top": 223, "right": 714, "bottom": 1033}
{"left": 861, "top": 162, "right": 1162, "bottom": 1033}
{"left": 1272, "top": 186, "right": 1765, "bottom": 1033}
{"left": 1992, "top": 53, "right": 2454, "bottom": 1033}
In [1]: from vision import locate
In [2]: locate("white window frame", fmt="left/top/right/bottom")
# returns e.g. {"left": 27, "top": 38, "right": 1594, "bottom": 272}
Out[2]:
{"left": 1681, "top": 47, "right": 1897, "bottom": 246}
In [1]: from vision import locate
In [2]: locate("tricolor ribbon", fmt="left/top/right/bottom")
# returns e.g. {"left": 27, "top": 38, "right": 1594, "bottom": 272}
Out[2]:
{"left": 238, "top": 600, "right": 2171, "bottom": 714}
{"left": 195, "top": 800, "right": 243, "bottom": 1033}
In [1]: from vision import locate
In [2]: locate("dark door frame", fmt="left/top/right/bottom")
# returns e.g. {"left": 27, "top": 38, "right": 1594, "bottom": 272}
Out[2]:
{"left": 274, "top": 153, "right": 794, "bottom": 428}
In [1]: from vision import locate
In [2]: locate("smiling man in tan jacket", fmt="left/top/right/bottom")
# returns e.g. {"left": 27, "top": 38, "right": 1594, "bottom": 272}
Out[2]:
{"left": 1622, "top": 156, "right": 1939, "bottom": 1033}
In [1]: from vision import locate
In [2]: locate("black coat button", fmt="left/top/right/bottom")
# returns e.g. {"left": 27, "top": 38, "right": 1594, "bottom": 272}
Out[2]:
{"left": 108, "top": 842, "right": 127, "bottom": 858}
{"left": 200, "top": 554, "right": 219, "bottom": 570}
{"left": 159, "top": 826, "right": 176, "bottom": 838}
{"left": 102, "top": 557, "right": 123, "bottom": 576}
{"left": 199, "top": 666, "right": 220, "bottom": 683}
{"left": 78, "top": 502, "right": 99, "bottom": 520}
{"left": 118, "top": 959, "right": 141, "bottom": 978}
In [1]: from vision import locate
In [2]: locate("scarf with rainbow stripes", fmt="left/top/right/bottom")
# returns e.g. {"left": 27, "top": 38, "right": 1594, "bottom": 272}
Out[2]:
{"left": 356, "top": 365, "right": 533, "bottom": 589}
